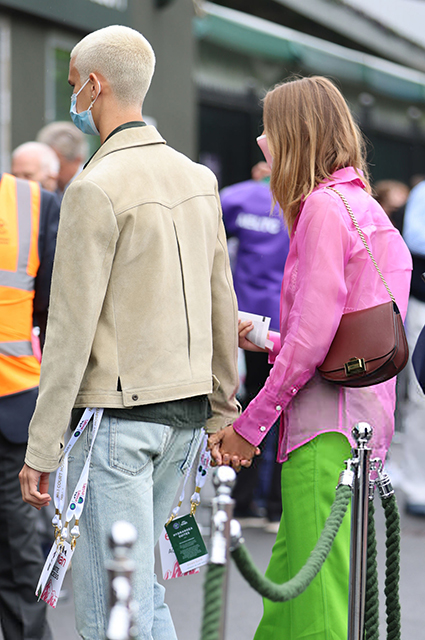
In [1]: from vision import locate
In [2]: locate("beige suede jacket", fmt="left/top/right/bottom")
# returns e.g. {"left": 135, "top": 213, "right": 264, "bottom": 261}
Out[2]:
{"left": 25, "top": 126, "right": 240, "bottom": 472}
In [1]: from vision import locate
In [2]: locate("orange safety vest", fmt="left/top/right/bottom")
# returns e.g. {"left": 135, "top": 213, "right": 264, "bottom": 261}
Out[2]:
{"left": 0, "top": 173, "right": 42, "bottom": 397}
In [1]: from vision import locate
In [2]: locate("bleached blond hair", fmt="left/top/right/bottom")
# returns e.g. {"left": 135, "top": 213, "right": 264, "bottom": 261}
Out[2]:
{"left": 71, "top": 25, "right": 155, "bottom": 108}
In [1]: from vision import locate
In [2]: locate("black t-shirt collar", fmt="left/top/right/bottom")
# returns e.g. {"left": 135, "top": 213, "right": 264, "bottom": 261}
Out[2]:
{"left": 84, "top": 121, "right": 147, "bottom": 169}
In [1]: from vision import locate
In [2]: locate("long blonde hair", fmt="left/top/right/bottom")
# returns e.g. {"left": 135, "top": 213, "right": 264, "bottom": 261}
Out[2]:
{"left": 263, "top": 76, "right": 371, "bottom": 231}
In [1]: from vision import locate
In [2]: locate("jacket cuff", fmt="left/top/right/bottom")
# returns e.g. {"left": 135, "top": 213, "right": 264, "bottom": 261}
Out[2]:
{"left": 25, "top": 445, "right": 62, "bottom": 473}
{"left": 232, "top": 389, "right": 284, "bottom": 446}
{"left": 205, "top": 401, "right": 241, "bottom": 434}
{"left": 267, "top": 331, "right": 281, "bottom": 364}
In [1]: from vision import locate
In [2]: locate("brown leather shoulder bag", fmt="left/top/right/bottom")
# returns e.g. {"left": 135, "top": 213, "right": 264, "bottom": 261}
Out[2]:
{"left": 317, "top": 188, "right": 408, "bottom": 387}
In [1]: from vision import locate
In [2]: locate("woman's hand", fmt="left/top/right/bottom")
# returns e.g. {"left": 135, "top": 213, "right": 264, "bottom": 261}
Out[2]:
{"left": 238, "top": 319, "right": 267, "bottom": 352}
{"left": 208, "top": 425, "right": 260, "bottom": 471}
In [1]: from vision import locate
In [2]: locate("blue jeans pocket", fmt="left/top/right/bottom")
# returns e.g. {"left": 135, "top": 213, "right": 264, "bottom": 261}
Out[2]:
{"left": 179, "top": 428, "right": 203, "bottom": 475}
{"left": 109, "top": 417, "right": 154, "bottom": 476}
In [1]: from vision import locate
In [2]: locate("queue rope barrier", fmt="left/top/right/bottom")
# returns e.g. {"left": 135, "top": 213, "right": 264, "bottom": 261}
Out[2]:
{"left": 365, "top": 500, "right": 380, "bottom": 640}
{"left": 201, "top": 563, "right": 227, "bottom": 640}
{"left": 365, "top": 489, "right": 402, "bottom": 640}
{"left": 200, "top": 484, "right": 351, "bottom": 640}
{"left": 230, "top": 484, "right": 352, "bottom": 602}
{"left": 382, "top": 494, "right": 401, "bottom": 640}
{"left": 200, "top": 482, "right": 402, "bottom": 640}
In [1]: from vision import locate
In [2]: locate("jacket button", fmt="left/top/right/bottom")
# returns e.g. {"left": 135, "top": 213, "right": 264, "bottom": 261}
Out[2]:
{"left": 259, "top": 426, "right": 266, "bottom": 432}
{"left": 132, "top": 394, "right": 138, "bottom": 401}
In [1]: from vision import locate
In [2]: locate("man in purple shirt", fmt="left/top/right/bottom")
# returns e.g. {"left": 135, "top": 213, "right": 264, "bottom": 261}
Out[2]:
{"left": 221, "top": 162, "right": 289, "bottom": 332}
{"left": 220, "top": 163, "right": 290, "bottom": 528}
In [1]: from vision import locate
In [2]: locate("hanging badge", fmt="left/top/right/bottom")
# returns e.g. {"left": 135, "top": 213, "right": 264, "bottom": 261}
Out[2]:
{"left": 158, "top": 527, "right": 200, "bottom": 580}
{"left": 165, "top": 514, "right": 208, "bottom": 574}
{"left": 39, "top": 540, "right": 74, "bottom": 609}
{"left": 36, "top": 541, "right": 63, "bottom": 601}
{"left": 160, "top": 431, "right": 210, "bottom": 578}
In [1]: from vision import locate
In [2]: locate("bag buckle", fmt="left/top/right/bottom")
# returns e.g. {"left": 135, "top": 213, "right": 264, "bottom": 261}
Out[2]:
{"left": 344, "top": 357, "right": 366, "bottom": 376}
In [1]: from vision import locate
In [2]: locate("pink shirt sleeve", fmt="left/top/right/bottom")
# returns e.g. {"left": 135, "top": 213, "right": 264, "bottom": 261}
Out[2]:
{"left": 233, "top": 190, "right": 351, "bottom": 446}
{"left": 267, "top": 331, "right": 281, "bottom": 364}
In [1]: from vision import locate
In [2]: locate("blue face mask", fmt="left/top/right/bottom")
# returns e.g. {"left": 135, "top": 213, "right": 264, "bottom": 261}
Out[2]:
{"left": 69, "top": 78, "right": 101, "bottom": 136}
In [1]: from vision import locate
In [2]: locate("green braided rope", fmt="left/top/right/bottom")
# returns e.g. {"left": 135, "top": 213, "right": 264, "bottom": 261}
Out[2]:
{"left": 364, "top": 499, "right": 379, "bottom": 640}
{"left": 200, "top": 563, "right": 226, "bottom": 640}
{"left": 231, "top": 484, "right": 351, "bottom": 602}
{"left": 382, "top": 494, "right": 401, "bottom": 640}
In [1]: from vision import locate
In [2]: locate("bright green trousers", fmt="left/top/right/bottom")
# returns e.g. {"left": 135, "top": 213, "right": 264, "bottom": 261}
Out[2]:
{"left": 254, "top": 432, "right": 352, "bottom": 640}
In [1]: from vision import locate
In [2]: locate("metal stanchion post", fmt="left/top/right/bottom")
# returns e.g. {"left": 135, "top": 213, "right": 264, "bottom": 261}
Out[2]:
{"left": 209, "top": 466, "right": 236, "bottom": 640}
{"left": 106, "top": 520, "right": 138, "bottom": 640}
{"left": 348, "top": 422, "right": 373, "bottom": 640}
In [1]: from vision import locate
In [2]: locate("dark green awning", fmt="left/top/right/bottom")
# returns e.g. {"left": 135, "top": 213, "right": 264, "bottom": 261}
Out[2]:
{"left": 194, "top": 2, "right": 425, "bottom": 103}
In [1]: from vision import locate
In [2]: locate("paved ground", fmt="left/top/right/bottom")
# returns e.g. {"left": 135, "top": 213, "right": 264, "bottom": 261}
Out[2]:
{"left": 2, "top": 443, "right": 424, "bottom": 640}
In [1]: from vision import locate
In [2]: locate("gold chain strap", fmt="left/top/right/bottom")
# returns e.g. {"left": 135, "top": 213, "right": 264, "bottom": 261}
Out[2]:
{"left": 327, "top": 187, "right": 396, "bottom": 304}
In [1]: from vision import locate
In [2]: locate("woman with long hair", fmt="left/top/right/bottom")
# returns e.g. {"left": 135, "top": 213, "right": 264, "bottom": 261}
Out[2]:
{"left": 209, "top": 76, "right": 412, "bottom": 639}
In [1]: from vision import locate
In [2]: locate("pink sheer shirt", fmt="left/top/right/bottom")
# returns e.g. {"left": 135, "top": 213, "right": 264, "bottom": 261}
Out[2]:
{"left": 233, "top": 167, "right": 412, "bottom": 464}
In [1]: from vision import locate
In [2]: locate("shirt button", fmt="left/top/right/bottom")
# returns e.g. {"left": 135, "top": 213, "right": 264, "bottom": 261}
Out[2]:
{"left": 259, "top": 426, "right": 266, "bottom": 432}
{"left": 276, "top": 405, "right": 282, "bottom": 411}
{"left": 291, "top": 387, "right": 297, "bottom": 395}
{"left": 132, "top": 394, "right": 138, "bottom": 401}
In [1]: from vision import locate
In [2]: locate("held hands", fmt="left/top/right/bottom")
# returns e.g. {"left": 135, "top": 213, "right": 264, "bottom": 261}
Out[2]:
{"left": 19, "top": 463, "right": 51, "bottom": 510}
{"left": 209, "top": 319, "right": 265, "bottom": 470}
{"left": 208, "top": 425, "right": 260, "bottom": 472}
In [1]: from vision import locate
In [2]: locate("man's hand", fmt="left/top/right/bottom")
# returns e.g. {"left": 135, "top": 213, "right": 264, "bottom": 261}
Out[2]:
{"left": 208, "top": 425, "right": 260, "bottom": 471}
{"left": 19, "top": 464, "right": 51, "bottom": 510}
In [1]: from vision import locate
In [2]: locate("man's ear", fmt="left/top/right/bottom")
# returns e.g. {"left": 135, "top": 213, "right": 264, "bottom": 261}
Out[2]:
{"left": 89, "top": 72, "right": 101, "bottom": 98}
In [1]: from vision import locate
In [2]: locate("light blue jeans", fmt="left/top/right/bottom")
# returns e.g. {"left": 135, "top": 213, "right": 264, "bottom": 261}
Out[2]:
{"left": 68, "top": 412, "right": 203, "bottom": 640}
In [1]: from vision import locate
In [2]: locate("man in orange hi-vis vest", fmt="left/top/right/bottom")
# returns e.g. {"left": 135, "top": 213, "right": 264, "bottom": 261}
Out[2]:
{"left": 0, "top": 172, "right": 59, "bottom": 640}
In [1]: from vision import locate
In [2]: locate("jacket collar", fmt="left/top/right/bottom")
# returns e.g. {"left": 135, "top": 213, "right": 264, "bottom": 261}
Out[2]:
{"left": 294, "top": 167, "right": 366, "bottom": 234}
{"left": 317, "top": 166, "right": 366, "bottom": 190}
{"left": 86, "top": 125, "right": 166, "bottom": 167}
{"left": 301, "top": 167, "right": 366, "bottom": 208}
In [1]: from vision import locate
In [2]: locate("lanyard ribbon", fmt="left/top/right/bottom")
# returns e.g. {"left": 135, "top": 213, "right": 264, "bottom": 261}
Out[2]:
{"left": 52, "top": 407, "right": 103, "bottom": 548}
{"left": 189, "top": 433, "right": 210, "bottom": 513}
{"left": 167, "top": 431, "right": 210, "bottom": 523}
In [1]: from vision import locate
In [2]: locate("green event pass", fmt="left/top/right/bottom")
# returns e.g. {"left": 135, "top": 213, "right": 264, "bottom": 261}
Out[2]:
{"left": 165, "top": 514, "right": 208, "bottom": 573}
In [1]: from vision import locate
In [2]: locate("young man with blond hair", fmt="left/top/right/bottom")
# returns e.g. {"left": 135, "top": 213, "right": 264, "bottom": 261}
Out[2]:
{"left": 19, "top": 24, "right": 239, "bottom": 639}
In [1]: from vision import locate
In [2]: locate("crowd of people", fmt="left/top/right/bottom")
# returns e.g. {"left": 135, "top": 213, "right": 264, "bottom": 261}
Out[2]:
{"left": 0, "top": 22, "right": 424, "bottom": 640}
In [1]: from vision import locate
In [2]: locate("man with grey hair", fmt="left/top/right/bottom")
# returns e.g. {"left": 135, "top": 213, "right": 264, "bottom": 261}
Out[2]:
{"left": 37, "top": 121, "right": 88, "bottom": 197}
{"left": 20, "top": 25, "right": 240, "bottom": 640}
{"left": 11, "top": 141, "right": 59, "bottom": 192}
